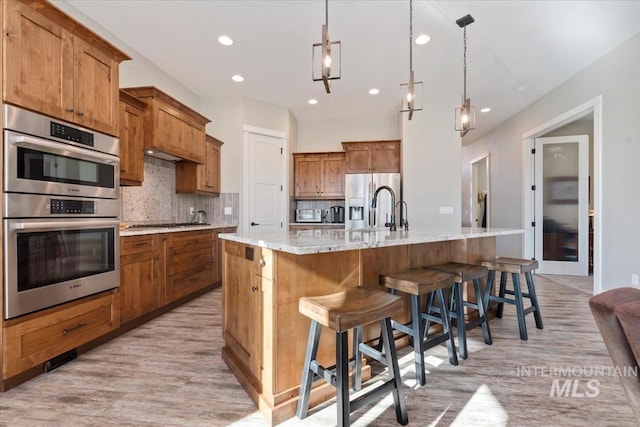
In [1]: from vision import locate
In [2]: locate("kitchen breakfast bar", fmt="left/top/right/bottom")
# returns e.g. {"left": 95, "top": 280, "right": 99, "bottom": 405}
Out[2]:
{"left": 219, "top": 227, "right": 523, "bottom": 425}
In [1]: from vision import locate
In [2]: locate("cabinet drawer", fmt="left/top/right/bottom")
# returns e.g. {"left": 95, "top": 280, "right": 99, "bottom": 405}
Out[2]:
{"left": 3, "top": 293, "right": 119, "bottom": 379}
{"left": 167, "top": 241, "right": 213, "bottom": 275}
{"left": 166, "top": 264, "right": 214, "bottom": 301}
{"left": 121, "top": 235, "right": 159, "bottom": 255}
{"left": 168, "top": 230, "right": 214, "bottom": 246}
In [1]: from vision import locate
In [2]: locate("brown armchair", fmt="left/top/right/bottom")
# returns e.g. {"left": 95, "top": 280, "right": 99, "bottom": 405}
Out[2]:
{"left": 589, "top": 287, "right": 640, "bottom": 421}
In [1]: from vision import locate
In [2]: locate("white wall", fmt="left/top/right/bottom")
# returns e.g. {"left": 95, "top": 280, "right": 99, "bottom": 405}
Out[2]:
{"left": 297, "top": 117, "right": 399, "bottom": 152}
{"left": 401, "top": 85, "right": 462, "bottom": 231}
{"left": 462, "top": 32, "right": 640, "bottom": 292}
{"left": 54, "top": 1, "right": 200, "bottom": 110}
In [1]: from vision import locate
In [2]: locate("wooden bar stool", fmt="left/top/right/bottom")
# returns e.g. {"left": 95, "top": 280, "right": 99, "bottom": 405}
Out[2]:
{"left": 481, "top": 257, "right": 543, "bottom": 340}
{"left": 429, "top": 262, "right": 492, "bottom": 359}
{"left": 296, "top": 287, "right": 408, "bottom": 427}
{"left": 380, "top": 269, "right": 458, "bottom": 386}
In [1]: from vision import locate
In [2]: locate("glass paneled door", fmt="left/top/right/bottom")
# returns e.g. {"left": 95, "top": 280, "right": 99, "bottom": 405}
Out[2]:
{"left": 534, "top": 135, "right": 589, "bottom": 275}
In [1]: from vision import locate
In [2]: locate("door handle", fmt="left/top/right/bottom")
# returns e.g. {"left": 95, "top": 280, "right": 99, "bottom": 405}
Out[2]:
{"left": 250, "top": 222, "right": 259, "bottom": 226}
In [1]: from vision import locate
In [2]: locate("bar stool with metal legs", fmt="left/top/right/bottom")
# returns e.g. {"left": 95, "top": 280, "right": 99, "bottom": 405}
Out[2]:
{"left": 430, "top": 262, "right": 492, "bottom": 359}
{"left": 379, "top": 269, "right": 458, "bottom": 386}
{"left": 296, "top": 287, "right": 408, "bottom": 427}
{"left": 481, "top": 257, "right": 543, "bottom": 340}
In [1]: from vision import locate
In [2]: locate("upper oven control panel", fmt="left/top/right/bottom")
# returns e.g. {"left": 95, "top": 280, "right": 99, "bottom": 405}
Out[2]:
{"left": 50, "top": 198, "right": 95, "bottom": 215}
{"left": 50, "top": 121, "right": 95, "bottom": 147}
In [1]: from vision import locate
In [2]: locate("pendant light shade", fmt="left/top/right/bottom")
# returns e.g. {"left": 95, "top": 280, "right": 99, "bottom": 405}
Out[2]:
{"left": 312, "top": 0, "right": 341, "bottom": 93}
{"left": 400, "top": 0, "right": 422, "bottom": 120}
{"left": 455, "top": 14, "right": 476, "bottom": 137}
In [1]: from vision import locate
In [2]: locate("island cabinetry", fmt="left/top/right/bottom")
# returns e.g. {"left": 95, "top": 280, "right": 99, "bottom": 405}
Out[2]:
{"left": 118, "top": 90, "right": 146, "bottom": 185}
{"left": 176, "top": 135, "right": 223, "bottom": 194}
{"left": 3, "top": 0, "right": 129, "bottom": 136}
{"left": 2, "top": 291, "right": 119, "bottom": 380}
{"left": 160, "top": 230, "right": 215, "bottom": 305}
{"left": 222, "top": 242, "right": 365, "bottom": 425}
{"left": 122, "top": 86, "right": 210, "bottom": 164}
{"left": 342, "top": 140, "right": 401, "bottom": 174}
{"left": 120, "top": 234, "right": 160, "bottom": 323}
{"left": 222, "top": 241, "right": 264, "bottom": 390}
{"left": 293, "top": 152, "right": 345, "bottom": 199}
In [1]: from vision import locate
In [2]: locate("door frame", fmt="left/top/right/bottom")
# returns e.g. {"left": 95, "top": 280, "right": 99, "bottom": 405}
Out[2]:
{"left": 242, "top": 125, "right": 289, "bottom": 234}
{"left": 522, "top": 95, "right": 602, "bottom": 293}
{"left": 469, "top": 152, "right": 490, "bottom": 228}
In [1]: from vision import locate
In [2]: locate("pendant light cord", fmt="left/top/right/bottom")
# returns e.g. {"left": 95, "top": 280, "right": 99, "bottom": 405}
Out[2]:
{"left": 325, "top": 0, "right": 328, "bottom": 27}
{"left": 409, "top": 0, "right": 413, "bottom": 72}
{"left": 463, "top": 26, "right": 467, "bottom": 101}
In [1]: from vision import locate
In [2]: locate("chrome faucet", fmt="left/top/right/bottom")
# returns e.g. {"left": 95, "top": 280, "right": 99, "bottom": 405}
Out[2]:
{"left": 396, "top": 200, "right": 409, "bottom": 231}
{"left": 371, "top": 185, "right": 396, "bottom": 231}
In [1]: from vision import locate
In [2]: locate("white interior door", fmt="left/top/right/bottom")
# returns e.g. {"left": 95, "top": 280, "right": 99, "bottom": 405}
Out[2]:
{"left": 534, "top": 135, "right": 589, "bottom": 275}
{"left": 247, "top": 131, "right": 285, "bottom": 233}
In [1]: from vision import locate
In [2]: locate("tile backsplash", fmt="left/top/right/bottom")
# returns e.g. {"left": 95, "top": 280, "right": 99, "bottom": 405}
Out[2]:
{"left": 120, "top": 155, "right": 239, "bottom": 225}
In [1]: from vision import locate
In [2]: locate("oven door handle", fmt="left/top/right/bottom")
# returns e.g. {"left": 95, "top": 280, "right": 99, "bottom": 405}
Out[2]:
{"left": 13, "top": 220, "right": 120, "bottom": 232}
{"left": 10, "top": 135, "right": 118, "bottom": 164}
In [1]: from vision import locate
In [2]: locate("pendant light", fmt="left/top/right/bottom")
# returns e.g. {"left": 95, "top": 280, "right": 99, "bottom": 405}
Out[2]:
{"left": 455, "top": 14, "right": 476, "bottom": 137}
{"left": 400, "top": 0, "right": 423, "bottom": 120}
{"left": 312, "top": 0, "right": 341, "bottom": 93}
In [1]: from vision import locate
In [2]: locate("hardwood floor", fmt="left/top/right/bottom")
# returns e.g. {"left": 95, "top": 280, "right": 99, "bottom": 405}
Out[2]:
{"left": 0, "top": 274, "right": 636, "bottom": 426}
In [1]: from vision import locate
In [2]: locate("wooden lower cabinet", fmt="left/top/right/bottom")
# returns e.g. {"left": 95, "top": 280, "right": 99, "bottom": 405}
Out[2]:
{"left": 160, "top": 230, "right": 215, "bottom": 305}
{"left": 120, "top": 235, "right": 160, "bottom": 323}
{"left": 222, "top": 240, "right": 263, "bottom": 385}
{"left": 2, "top": 292, "right": 119, "bottom": 379}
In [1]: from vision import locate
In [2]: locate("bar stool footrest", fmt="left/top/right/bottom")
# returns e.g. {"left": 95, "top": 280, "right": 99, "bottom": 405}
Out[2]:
{"left": 350, "top": 379, "right": 398, "bottom": 414}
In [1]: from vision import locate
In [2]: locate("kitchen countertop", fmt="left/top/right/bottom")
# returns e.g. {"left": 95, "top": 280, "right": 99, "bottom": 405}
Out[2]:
{"left": 219, "top": 227, "right": 523, "bottom": 255}
{"left": 120, "top": 223, "right": 238, "bottom": 236}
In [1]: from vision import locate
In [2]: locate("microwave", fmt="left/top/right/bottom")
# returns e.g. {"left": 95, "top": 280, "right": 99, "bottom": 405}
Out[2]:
{"left": 295, "top": 208, "right": 322, "bottom": 223}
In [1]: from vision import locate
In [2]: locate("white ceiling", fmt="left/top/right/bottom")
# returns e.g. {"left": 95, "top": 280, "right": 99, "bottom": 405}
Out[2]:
{"left": 62, "top": 0, "right": 640, "bottom": 142}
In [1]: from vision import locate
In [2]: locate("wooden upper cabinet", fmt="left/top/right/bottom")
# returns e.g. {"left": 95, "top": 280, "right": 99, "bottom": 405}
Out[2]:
{"left": 2, "top": 0, "right": 129, "bottom": 136}
{"left": 176, "top": 134, "right": 223, "bottom": 194}
{"left": 122, "top": 86, "right": 210, "bottom": 164}
{"left": 293, "top": 152, "right": 345, "bottom": 199}
{"left": 119, "top": 90, "right": 146, "bottom": 186}
{"left": 342, "top": 140, "right": 401, "bottom": 174}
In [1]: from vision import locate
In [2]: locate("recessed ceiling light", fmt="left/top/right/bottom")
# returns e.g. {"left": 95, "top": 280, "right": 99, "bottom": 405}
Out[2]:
{"left": 218, "top": 35, "right": 233, "bottom": 46}
{"left": 308, "top": 99, "right": 318, "bottom": 105}
{"left": 415, "top": 34, "right": 431, "bottom": 45}
{"left": 369, "top": 88, "right": 380, "bottom": 95}
{"left": 480, "top": 107, "right": 491, "bottom": 113}
{"left": 232, "top": 75, "right": 244, "bottom": 82}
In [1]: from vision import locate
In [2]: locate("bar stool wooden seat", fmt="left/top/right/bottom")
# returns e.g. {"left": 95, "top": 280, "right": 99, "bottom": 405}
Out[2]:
{"left": 296, "top": 287, "right": 408, "bottom": 427}
{"left": 429, "top": 262, "right": 492, "bottom": 359}
{"left": 380, "top": 269, "right": 458, "bottom": 386}
{"left": 481, "top": 257, "right": 543, "bottom": 340}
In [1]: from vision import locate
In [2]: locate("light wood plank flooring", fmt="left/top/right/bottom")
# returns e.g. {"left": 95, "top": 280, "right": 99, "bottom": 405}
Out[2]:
{"left": 0, "top": 275, "right": 636, "bottom": 426}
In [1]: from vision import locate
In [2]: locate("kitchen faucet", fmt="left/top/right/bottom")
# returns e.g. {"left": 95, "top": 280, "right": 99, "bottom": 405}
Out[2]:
{"left": 371, "top": 185, "right": 396, "bottom": 231}
{"left": 396, "top": 200, "right": 409, "bottom": 231}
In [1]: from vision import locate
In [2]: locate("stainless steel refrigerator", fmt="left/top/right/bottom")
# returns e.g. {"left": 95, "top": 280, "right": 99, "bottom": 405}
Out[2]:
{"left": 345, "top": 173, "right": 401, "bottom": 230}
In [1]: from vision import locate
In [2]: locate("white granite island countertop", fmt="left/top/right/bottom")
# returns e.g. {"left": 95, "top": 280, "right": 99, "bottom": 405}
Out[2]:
{"left": 219, "top": 227, "right": 523, "bottom": 255}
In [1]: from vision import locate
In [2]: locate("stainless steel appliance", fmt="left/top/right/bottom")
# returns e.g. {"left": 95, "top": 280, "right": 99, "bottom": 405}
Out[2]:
{"left": 192, "top": 210, "right": 208, "bottom": 224}
{"left": 345, "top": 173, "right": 400, "bottom": 230}
{"left": 295, "top": 208, "right": 322, "bottom": 223}
{"left": 330, "top": 205, "right": 345, "bottom": 223}
{"left": 2, "top": 104, "right": 120, "bottom": 319}
{"left": 3, "top": 104, "right": 119, "bottom": 199}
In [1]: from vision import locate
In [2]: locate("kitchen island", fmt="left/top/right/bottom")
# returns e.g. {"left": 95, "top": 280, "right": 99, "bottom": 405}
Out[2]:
{"left": 219, "top": 227, "right": 522, "bottom": 425}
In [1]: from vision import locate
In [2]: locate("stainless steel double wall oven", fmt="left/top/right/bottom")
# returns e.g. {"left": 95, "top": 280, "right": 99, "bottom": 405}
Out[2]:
{"left": 3, "top": 104, "right": 120, "bottom": 319}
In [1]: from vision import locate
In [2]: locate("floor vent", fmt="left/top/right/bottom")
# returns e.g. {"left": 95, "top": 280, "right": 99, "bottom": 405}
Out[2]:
{"left": 44, "top": 349, "right": 77, "bottom": 372}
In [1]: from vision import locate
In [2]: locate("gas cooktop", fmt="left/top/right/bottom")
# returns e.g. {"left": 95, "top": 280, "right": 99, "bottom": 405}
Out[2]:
{"left": 128, "top": 223, "right": 209, "bottom": 229}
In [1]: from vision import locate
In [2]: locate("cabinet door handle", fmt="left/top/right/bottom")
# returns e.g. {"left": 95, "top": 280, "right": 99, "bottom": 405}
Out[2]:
{"left": 121, "top": 168, "right": 127, "bottom": 173}
{"left": 134, "top": 242, "right": 148, "bottom": 247}
{"left": 250, "top": 222, "right": 259, "bottom": 226}
{"left": 258, "top": 259, "right": 266, "bottom": 267}
{"left": 63, "top": 323, "right": 87, "bottom": 335}
{"left": 77, "top": 111, "right": 85, "bottom": 117}
{"left": 251, "top": 286, "right": 258, "bottom": 292}
{"left": 66, "top": 107, "right": 74, "bottom": 113}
